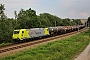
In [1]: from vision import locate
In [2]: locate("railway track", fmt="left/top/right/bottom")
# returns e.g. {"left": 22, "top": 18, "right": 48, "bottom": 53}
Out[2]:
{"left": 0, "top": 27, "right": 88, "bottom": 54}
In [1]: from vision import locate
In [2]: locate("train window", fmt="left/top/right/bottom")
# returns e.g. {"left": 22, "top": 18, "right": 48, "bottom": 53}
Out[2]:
{"left": 22, "top": 31, "right": 24, "bottom": 33}
{"left": 14, "top": 31, "right": 19, "bottom": 34}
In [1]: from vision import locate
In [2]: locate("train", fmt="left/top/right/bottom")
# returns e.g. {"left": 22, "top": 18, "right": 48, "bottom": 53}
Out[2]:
{"left": 12, "top": 25, "right": 85, "bottom": 42}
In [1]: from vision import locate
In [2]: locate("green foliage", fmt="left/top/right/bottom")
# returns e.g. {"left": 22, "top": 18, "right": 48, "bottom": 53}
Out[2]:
{"left": 0, "top": 4, "right": 13, "bottom": 43}
{"left": 1, "top": 30, "right": 90, "bottom": 60}
{"left": 0, "top": 19, "right": 13, "bottom": 43}
{"left": 62, "top": 18, "right": 71, "bottom": 26}
{"left": 38, "top": 13, "right": 63, "bottom": 27}
{"left": 88, "top": 16, "right": 90, "bottom": 27}
{"left": 17, "top": 8, "right": 37, "bottom": 29}
{"left": 0, "top": 43, "right": 12, "bottom": 46}
{"left": 0, "top": 4, "right": 5, "bottom": 14}
{"left": 87, "top": 17, "right": 90, "bottom": 38}
{"left": 73, "top": 19, "right": 82, "bottom": 25}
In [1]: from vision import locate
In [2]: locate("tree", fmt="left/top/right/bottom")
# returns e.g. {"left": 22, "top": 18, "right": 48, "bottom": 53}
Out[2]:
{"left": 0, "top": 4, "right": 13, "bottom": 43}
{"left": 0, "top": 4, "right": 6, "bottom": 43}
{"left": 39, "top": 13, "right": 52, "bottom": 27}
{"left": 14, "top": 10, "right": 17, "bottom": 20}
{"left": 88, "top": 16, "right": 90, "bottom": 38}
{"left": 62, "top": 18, "right": 71, "bottom": 26}
{"left": 72, "top": 19, "right": 82, "bottom": 26}
{"left": 14, "top": 10, "right": 18, "bottom": 29}
{"left": 88, "top": 16, "right": 90, "bottom": 27}
{"left": 0, "top": 4, "right": 5, "bottom": 16}
{"left": 39, "top": 13, "right": 63, "bottom": 27}
{"left": 0, "top": 4, "right": 7, "bottom": 20}
{"left": 17, "top": 8, "right": 38, "bottom": 28}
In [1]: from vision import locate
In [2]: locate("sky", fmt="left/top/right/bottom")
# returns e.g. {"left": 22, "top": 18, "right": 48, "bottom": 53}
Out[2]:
{"left": 0, "top": 0, "right": 90, "bottom": 19}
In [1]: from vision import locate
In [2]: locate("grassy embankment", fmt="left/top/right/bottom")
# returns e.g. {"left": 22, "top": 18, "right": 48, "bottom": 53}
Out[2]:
{"left": 0, "top": 43, "right": 12, "bottom": 46}
{"left": 1, "top": 29, "right": 90, "bottom": 60}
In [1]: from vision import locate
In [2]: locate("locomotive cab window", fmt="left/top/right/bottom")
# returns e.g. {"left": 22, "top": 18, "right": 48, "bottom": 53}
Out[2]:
{"left": 14, "top": 31, "right": 19, "bottom": 34}
{"left": 47, "top": 29, "right": 49, "bottom": 31}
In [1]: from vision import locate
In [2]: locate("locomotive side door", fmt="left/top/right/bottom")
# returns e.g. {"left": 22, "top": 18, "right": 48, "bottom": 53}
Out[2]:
{"left": 20, "top": 30, "right": 24, "bottom": 40}
{"left": 44, "top": 28, "right": 50, "bottom": 35}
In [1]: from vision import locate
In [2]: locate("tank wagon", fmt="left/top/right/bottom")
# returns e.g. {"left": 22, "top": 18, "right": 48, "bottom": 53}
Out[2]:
{"left": 12, "top": 25, "right": 85, "bottom": 42}
{"left": 48, "top": 26, "right": 63, "bottom": 36}
{"left": 48, "top": 25, "right": 85, "bottom": 36}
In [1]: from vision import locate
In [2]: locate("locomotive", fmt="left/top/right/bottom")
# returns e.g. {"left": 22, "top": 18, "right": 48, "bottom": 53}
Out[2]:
{"left": 13, "top": 28, "right": 50, "bottom": 42}
{"left": 12, "top": 25, "right": 85, "bottom": 42}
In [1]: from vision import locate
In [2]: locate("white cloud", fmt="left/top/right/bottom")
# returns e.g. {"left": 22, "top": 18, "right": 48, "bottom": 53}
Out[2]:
{"left": 1, "top": 0, "right": 41, "bottom": 18}
{"left": 1, "top": 0, "right": 90, "bottom": 19}
{"left": 2, "top": 0, "right": 40, "bottom": 8}
{"left": 79, "top": 12, "right": 89, "bottom": 17}
{"left": 60, "top": 0, "right": 77, "bottom": 7}
{"left": 69, "top": 10, "right": 76, "bottom": 15}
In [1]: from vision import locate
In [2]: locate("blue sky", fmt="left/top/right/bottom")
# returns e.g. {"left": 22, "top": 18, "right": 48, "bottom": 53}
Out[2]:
{"left": 1, "top": 0, "right": 90, "bottom": 19}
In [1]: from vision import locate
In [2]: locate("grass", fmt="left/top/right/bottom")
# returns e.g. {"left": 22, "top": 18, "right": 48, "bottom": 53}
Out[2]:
{"left": 1, "top": 29, "right": 90, "bottom": 60}
{"left": 0, "top": 43, "right": 12, "bottom": 46}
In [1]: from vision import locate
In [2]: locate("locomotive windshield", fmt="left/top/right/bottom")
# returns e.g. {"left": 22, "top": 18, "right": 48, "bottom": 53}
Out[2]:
{"left": 14, "top": 31, "right": 19, "bottom": 34}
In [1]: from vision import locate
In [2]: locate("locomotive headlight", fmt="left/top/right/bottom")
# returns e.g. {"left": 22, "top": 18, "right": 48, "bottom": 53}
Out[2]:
{"left": 52, "top": 29, "right": 53, "bottom": 31}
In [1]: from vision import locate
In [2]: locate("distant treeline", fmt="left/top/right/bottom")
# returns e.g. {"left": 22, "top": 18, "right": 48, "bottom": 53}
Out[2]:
{"left": 0, "top": 4, "right": 82, "bottom": 43}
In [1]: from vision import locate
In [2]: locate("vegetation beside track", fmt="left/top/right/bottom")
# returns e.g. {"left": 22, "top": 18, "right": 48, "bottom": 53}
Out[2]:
{"left": 0, "top": 43, "right": 12, "bottom": 46}
{"left": 1, "top": 30, "right": 90, "bottom": 60}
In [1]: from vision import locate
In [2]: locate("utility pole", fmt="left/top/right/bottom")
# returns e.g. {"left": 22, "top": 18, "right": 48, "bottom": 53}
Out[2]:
{"left": 14, "top": 10, "right": 17, "bottom": 29}
{"left": 78, "top": 20, "right": 79, "bottom": 33}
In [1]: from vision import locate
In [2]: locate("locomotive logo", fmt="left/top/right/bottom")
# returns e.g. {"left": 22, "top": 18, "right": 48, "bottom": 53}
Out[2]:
{"left": 29, "top": 30, "right": 36, "bottom": 35}
{"left": 29, "top": 30, "right": 41, "bottom": 35}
